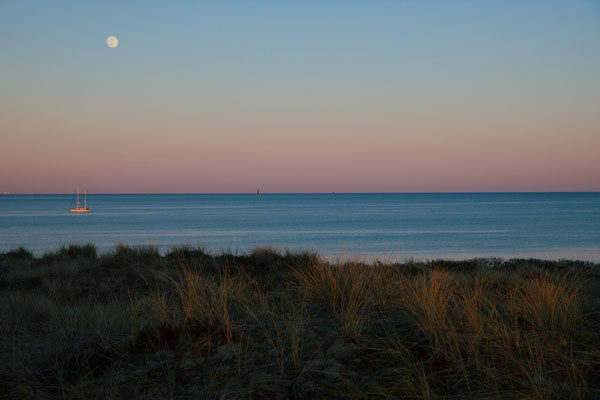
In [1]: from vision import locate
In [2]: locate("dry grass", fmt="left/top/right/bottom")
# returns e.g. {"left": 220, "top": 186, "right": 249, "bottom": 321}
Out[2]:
{"left": 513, "top": 269, "right": 584, "bottom": 339}
{"left": 241, "top": 292, "right": 310, "bottom": 378}
{"left": 398, "top": 269, "right": 456, "bottom": 347}
{"left": 292, "top": 257, "right": 377, "bottom": 343}
{"left": 1, "top": 245, "right": 599, "bottom": 399}
{"left": 170, "top": 262, "right": 247, "bottom": 344}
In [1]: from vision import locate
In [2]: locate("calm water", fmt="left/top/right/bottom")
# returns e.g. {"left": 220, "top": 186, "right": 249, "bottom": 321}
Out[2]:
{"left": 1, "top": 193, "right": 599, "bottom": 261}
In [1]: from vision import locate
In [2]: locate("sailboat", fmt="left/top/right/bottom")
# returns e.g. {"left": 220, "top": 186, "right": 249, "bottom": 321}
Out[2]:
{"left": 70, "top": 188, "right": 91, "bottom": 213}
{"left": 256, "top": 188, "right": 260, "bottom": 196}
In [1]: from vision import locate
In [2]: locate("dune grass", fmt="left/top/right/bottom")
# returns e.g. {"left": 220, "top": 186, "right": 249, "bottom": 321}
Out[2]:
{"left": 1, "top": 244, "right": 599, "bottom": 399}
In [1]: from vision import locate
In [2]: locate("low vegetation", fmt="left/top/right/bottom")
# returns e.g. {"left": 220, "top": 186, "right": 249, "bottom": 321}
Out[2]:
{"left": 1, "top": 244, "right": 599, "bottom": 399}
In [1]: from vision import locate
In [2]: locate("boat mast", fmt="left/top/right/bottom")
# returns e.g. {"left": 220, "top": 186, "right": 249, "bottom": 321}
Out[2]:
{"left": 76, "top": 187, "right": 80, "bottom": 208}
{"left": 84, "top": 190, "right": 87, "bottom": 209}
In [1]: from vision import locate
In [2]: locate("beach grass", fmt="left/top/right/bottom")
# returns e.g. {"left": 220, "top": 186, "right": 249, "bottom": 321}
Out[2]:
{"left": 1, "top": 244, "right": 599, "bottom": 399}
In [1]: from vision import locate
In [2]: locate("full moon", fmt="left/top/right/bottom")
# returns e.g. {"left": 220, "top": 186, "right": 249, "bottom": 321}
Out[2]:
{"left": 106, "top": 36, "right": 119, "bottom": 48}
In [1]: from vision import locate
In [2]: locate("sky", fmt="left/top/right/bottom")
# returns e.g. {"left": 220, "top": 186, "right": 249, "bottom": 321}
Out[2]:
{"left": 1, "top": 0, "right": 599, "bottom": 193}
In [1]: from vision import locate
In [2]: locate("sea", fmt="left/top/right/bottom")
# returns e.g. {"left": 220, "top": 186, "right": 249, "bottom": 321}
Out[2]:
{"left": 1, "top": 193, "right": 599, "bottom": 261}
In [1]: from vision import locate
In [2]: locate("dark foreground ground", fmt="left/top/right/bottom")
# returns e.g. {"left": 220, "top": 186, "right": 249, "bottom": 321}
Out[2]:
{"left": 1, "top": 244, "right": 599, "bottom": 399}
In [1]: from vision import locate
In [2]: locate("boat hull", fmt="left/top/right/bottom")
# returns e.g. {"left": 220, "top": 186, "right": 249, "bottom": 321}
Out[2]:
{"left": 70, "top": 208, "right": 90, "bottom": 213}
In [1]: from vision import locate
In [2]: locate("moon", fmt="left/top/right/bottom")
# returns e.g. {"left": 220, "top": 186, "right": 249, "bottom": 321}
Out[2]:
{"left": 106, "top": 36, "right": 119, "bottom": 48}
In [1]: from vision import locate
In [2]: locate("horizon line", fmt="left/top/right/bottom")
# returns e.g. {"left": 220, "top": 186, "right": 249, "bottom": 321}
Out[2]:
{"left": 3, "top": 191, "right": 600, "bottom": 195}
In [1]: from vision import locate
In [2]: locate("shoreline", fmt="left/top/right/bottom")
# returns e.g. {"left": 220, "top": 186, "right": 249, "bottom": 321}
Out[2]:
{"left": 3, "top": 243, "right": 600, "bottom": 265}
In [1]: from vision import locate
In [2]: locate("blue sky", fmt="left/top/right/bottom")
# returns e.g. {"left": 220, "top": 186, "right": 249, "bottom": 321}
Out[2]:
{"left": 1, "top": 1, "right": 599, "bottom": 193}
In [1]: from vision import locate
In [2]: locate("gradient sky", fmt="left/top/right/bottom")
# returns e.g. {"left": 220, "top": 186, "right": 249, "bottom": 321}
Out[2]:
{"left": 1, "top": 0, "right": 599, "bottom": 193}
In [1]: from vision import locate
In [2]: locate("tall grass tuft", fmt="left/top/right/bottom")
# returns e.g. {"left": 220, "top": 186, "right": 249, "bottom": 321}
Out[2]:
{"left": 292, "top": 257, "right": 376, "bottom": 342}
{"left": 376, "top": 339, "right": 439, "bottom": 400}
{"left": 513, "top": 269, "right": 584, "bottom": 340}
{"left": 397, "top": 269, "right": 456, "bottom": 347}
{"left": 3, "top": 246, "right": 34, "bottom": 260}
{"left": 41, "top": 243, "right": 98, "bottom": 264}
{"left": 101, "top": 243, "right": 161, "bottom": 268}
{"left": 170, "top": 262, "right": 246, "bottom": 343}
{"left": 242, "top": 292, "right": 309, "bottom": 378}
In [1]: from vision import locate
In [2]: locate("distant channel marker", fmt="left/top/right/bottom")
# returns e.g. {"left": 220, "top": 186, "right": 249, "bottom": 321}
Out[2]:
{"left": 106, "top": 35, "right": 118, "bottom": 48}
